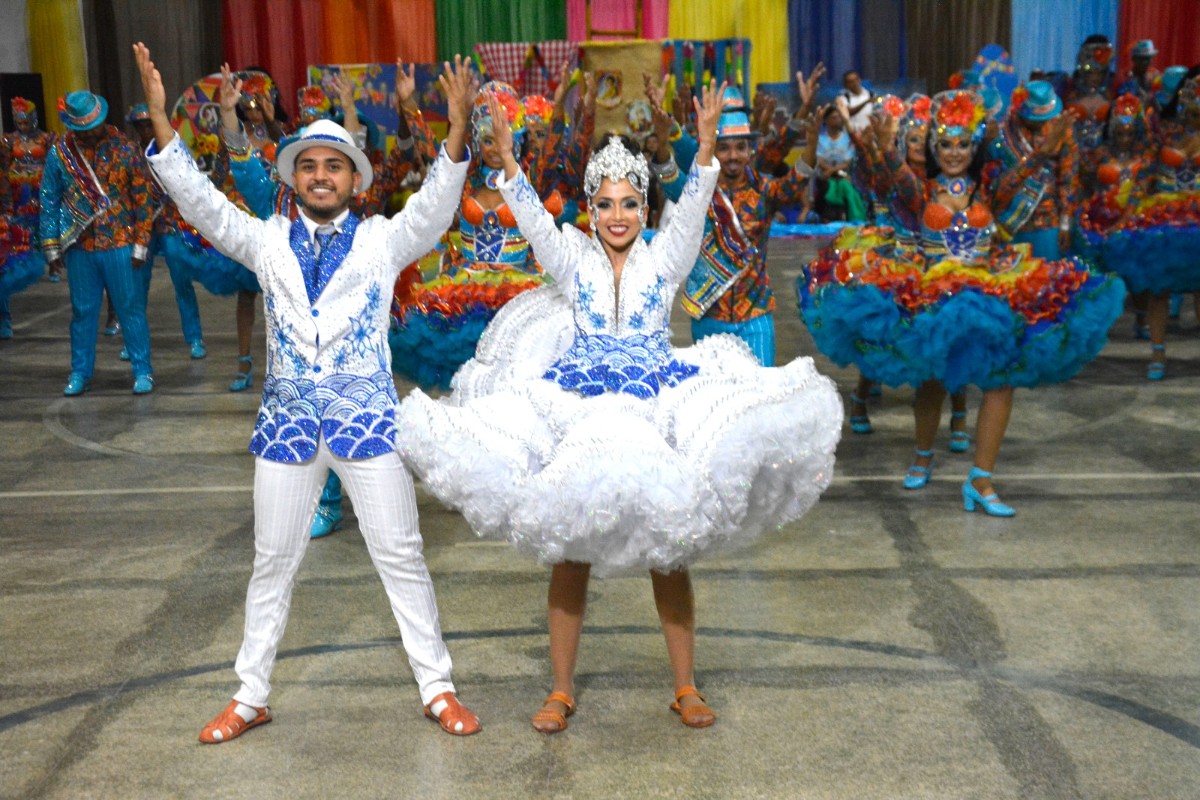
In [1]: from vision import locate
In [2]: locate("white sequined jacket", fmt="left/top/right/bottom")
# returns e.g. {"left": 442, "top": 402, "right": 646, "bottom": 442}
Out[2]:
{"left": 148, "top": 134, "right": 468, "bottom": 462}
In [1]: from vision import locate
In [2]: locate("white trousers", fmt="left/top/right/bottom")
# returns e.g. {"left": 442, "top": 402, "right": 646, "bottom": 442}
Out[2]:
{"left": 233, "top": 442, "right": 455, "bottom": 707}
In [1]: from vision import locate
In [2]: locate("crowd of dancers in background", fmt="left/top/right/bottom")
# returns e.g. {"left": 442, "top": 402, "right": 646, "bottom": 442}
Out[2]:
{"left": 1, "top": 29, "right": 1197, "bottom": 738}
{"left": 2, "top": 36, "right": 1197, "bottom": 521}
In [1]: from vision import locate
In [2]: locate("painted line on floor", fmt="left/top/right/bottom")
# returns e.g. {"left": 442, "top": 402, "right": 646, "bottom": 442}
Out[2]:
{"left": 1, "top": 471, "right": 1198, "bottom": 500}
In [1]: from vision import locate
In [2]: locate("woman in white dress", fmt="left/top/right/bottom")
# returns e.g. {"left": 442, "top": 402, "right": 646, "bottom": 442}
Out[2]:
{"left": 398, "top": 84, "right": 842, "bottom": 731}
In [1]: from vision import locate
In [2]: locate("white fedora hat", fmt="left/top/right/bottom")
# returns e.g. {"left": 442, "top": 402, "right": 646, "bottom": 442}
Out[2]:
{"left": 275, "top": 118, "right": 373, "bottom": 193}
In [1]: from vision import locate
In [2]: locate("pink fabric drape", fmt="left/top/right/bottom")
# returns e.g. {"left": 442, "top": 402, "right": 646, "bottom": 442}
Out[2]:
{"left": 566, "top": 0, "right": 669, "bottom": 41}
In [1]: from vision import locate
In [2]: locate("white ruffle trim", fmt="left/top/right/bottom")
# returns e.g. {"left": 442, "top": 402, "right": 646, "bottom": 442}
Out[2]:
{"left": 398, "top": 288, "right": 843, "bottom": 577}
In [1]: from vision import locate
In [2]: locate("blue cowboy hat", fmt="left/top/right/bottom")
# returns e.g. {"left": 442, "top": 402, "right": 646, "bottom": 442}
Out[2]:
{"left": 59, "top": 91, "right": 108, "bottom": 131}
{"left": 1131, "top": 39, "right": 1158, "bottom": 58}
{"left": 126, "top": 102, "right": 151, "bottom": 123}
{"left": 716, "top": 85, "right": 755, "bottom": 139}
{"left": 1018, "top": 80, "right": 1062, "bottom": 122}
{"left": 1158, "top": 65, "right": 1188, "bottom": 107}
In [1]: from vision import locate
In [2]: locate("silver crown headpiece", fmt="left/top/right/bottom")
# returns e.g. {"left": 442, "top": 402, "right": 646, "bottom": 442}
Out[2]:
{"left": 584, "top": 136, "right": 650, "bottom": 199}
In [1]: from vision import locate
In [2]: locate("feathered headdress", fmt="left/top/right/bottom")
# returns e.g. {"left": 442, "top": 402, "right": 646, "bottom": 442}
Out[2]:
{"left": 930, "top": 90, "right": 986, "bottom": 144}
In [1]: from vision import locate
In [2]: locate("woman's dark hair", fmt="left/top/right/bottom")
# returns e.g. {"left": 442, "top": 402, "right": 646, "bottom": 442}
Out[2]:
{"left": 1161, "top": 63, "right": 1200, "bottom": 120}
{"left": 596, "top": 132, "right": 644, "bottom": 159}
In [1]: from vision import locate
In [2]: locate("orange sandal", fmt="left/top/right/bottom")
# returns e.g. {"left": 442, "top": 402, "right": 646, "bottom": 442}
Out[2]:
{"left": 199, "top": 700, "right": 271, "bottom": 743}
{"left": 424, "top": 691, "right": 482, "bottom": 736}
{"left": 671, "top": 685, "right": 715, "bottom": 728}
{"left": 531, "top": 690, "right": 576, "bottom": 734}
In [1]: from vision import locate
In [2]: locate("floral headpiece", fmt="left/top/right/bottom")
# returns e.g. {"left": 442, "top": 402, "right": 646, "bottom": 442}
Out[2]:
{"left": 297, "top": 85, "right": 332, "bottom": 123}
{"left": 897, "top": 93, "right": 932, "bottom": 150}
{"left": 1077, "top": 42, "right": 1114, "bottom": 74}
{"left": 930, "top": 90, "right": 986, "bottom": 146}
{"left": 584, "top": 135, "right": 650, "bottom": 200}
{"left": 471, "top": 81, "right": 526, "bottom": 153}
{"left": 239, "top": 74, "right": 272, "bottom": 108}
{"left": 522, "top": 95, "right": 553, "bottom": 126}
{"left": 11, "top": 97, "right": 36, "bottom": 122}
{"left": 1108, "top": 93, "right": 1145, "bottom": 137}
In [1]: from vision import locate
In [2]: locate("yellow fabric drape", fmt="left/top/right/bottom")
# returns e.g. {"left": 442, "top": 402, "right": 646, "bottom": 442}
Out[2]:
{"left": 668, "top": 0, "right": 790, "bottom": 85}
{"left": 27, "top": 0, "right": 89, "bottom": 134}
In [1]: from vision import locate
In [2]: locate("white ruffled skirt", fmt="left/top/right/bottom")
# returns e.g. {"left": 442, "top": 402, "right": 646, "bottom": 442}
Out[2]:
{"left": 397, "top": 287, "right": 843, "bottom": 577}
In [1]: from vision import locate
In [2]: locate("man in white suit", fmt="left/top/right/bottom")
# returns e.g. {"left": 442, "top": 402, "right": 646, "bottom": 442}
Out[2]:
{"left": 133, "top": 43, "right": 482, "bottom": 741}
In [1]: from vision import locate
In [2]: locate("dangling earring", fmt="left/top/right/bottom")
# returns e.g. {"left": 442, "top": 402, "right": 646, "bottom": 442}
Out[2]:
{"left": 588, "top": 212, "right": 597, "bottom": 234}
{"left": 637, "top": 206, "right": 647, "bottom": 227}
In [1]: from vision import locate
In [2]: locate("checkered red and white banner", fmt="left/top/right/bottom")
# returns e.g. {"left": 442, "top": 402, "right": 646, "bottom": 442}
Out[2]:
{"left": 474, "top": 41, "right": 579, "bottom": 98}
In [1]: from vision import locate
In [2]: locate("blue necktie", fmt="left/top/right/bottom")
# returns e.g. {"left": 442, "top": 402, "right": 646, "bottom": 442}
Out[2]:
{"left": 314, "top": 225, "right": 336, "bottom": 257}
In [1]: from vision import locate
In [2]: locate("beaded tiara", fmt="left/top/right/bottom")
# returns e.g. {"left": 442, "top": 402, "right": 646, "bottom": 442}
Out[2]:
{"left": 584, "top": 135, "right": 650, "bottom": 199}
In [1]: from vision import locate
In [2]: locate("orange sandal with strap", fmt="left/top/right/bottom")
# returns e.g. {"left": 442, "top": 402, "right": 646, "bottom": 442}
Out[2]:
{"left": 671, "top": 685, "right": 716, "bottom": 728}
{"left": 199, "top": 700, "right": 271, "bottom": 743}
{"left": 424, "top": 691, "right": 482, "bottom": 736}
{"left": 531, "top": 690, "right": 576, "bottom": 734}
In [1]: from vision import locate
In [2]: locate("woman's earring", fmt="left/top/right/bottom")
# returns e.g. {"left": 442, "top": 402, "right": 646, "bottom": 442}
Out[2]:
{"left": 638, "top": 206, "right": 647, "bottom": 226}
{"left": 588, "top": 213, "right": 597, "bottom": 233}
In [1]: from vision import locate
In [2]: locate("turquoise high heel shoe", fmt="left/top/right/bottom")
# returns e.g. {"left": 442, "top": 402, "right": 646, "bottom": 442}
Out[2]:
{"left": 1147, "top": 345, "right": 1165, "bottom": 381}
{"left": 848, "top": 393, "right": 873, "bottom": 434}
{"left": 229, "top": 356, "right": 254, "bottom": 392}
{"left": 903, "top": 449, "right": 934, "bottom": 490}
{"left": 962, "top": 467, "right": 1015, "bottom": 516}
{"left": 949, "top": 410, "right": 971, "bottom": 453}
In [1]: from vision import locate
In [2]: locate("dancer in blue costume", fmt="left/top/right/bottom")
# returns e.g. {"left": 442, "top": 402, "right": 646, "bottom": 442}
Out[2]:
{"left": 801, "top": 90, "right": 1124, "bottom": 515}
{"left": 0, "top": 98, "right": 55, "bottom": 339}
{"left": 1082, "top": 73, "right": 1200, "bottom": 380}
{"left": 816, "top": 93, "right": 971, "bottom": 447}
{"left": 41, "top": 91, "right": 156, "bottom": 395}
{"left": 398, "top": 85, "right": 841, "bottom": 731}
{"left": 125, "top": 104, "right": 208, "bottom": 360}
{"left": 1072, "top": 91, "right": 1195, "bottom": 380}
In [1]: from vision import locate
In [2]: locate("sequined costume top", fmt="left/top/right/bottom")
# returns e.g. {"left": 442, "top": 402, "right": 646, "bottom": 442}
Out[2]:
{"left": 883, "top": 148, "right": 995, "bottom": 267}
{"left": 1065, "top": 94, "right": 1111, "bottom": 154}
{"left": 1156, "top": 135, "right": 1200, "bottom": 193}
{"left": 1, "top": 129, "right": 55, "bottom": 219}
{"left": 495, "top": 159, "right": 721, "bottom": 398}
{"left": 1081, "top": 147, "right": 1154, "bottom": 229}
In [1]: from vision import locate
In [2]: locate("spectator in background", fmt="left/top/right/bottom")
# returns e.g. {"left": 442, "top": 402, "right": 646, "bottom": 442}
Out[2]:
{"left": 816, "top": 104, "right": 866, "bottom": 222}
{"left": 840, "top": 70, "right": 875, "bottom": 132}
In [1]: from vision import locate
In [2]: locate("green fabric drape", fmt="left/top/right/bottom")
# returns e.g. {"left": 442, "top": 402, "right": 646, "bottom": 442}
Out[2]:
{"left": 436, "top": 0, "right": 567, "bottom": 64}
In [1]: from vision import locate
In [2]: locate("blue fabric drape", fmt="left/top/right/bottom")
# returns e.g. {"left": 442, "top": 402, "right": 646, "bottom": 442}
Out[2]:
{"left": 789, "top": 0, "right": 861, "bottom": 84}
{"left": 790, "top": 0, "right": 906, "bottom": 87}
{"left": 1009, "top": 0, "right": 1118, "bottom": 82}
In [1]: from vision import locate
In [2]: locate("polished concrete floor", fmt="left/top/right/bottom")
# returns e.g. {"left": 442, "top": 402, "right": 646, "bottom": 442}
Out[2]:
{"left": 1, "top": 240, "right": 1198, "bottom": 800}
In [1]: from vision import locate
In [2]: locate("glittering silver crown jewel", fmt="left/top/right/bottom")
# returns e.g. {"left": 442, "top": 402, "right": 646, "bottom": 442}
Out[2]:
{"left": 584, "top": 137, "right": 651, "bottom": 199}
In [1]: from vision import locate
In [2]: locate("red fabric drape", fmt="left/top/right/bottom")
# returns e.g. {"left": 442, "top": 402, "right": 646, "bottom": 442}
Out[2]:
{"left": 1118, "top": 0, "right": 1200, "bottom": 74}
{"left": 223, "top": 0, "right": 436, "bottom": 122}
